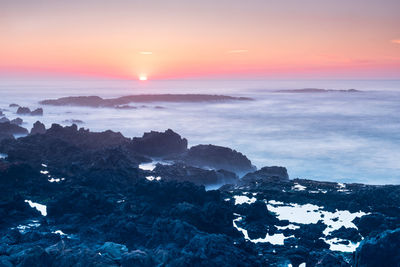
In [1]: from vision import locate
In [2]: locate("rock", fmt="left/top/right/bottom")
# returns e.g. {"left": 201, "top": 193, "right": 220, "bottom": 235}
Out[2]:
{"left": 0, "top": 122, "right": 28, "bottom": 136}
{"left": 16, "top": 107, "right": 43, "bottom": 116}
{"left": 355, "top": 228, "right": 400, "bottom": 267}
{"left": 0, "top": 256, "right": 13, "bottom": 267}
{"left": 328, "top": 226, "right": 362, "bottom": 242}
{"left": 0, "top": 117, "right": 10, "bottom": 123}
{"left": 62, "top": 119, "right": 84, "bottom": 124}
{"left": 130, "top": 129, "right": 188, "bottom": 157}
{"left": 98, "top": 242, "right": 128, "bottom": 261}
{"left": 309, "top": 251, "right": 350, "bottom": 266}
{"left": 30, "top": 121, "right": 46, "bottom": 135}
{"left": 9, "top": 104, "right": 19, "bottom": 108}
{"left": 241, "top": 166, "right": 289, "bottom": 183}
{"left": 40, "top": 94, "right": 253, "bottom": 108}
{"left": 16, "top": 107, "right": 31, "bottom": 115}
{"left": 183, "top": 144, "right": 256, "bottom": 175}
{"left": 153, "top": 163, "right": 238, "bottom": 186}
{"left": 31, "top": 108, "right": 43, "bottom": 116}
{"left": 11, "top": 245, "right": 51, "bottom": 267}
{"left": 353, "top": 213, "right": 388, "bottom": 237}
{"left": 121, "top": 250, "right": 153, "bottom": 267}
{"left": 10, "top": 118, "right": 23, "bottom": 125}
{"left": 115, "top": 105, "right": 137, "bottom": 110}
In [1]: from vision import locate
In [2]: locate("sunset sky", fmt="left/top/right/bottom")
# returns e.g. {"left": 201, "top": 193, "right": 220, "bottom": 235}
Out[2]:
{"left": 1, "top": 0, "right": 399, "bottom": 80}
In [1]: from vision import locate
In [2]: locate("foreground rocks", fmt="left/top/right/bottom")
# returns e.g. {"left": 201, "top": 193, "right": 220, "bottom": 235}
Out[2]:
{"left": 0, "top": 123, "right": 399, "bottom": 266}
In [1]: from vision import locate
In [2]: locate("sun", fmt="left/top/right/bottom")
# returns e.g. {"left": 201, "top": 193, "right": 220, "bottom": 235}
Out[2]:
{"left": 139, "top": 75, "right": 148, "bottom": 81}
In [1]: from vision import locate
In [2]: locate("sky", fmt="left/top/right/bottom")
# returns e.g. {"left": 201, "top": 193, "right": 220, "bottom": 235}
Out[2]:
{"left": 1, "top": 0, "right": 399, "bottom": 80}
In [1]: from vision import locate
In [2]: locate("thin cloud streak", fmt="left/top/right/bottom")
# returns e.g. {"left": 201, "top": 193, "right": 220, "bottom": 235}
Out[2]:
{"left": 139, "top": 51, "right": 153, "bottom": 55}
{"left": 391, "top": 39, "right": 400, "bottom": 44}
{"left": 227, "top": 49, "right": 249, "bottom": 54}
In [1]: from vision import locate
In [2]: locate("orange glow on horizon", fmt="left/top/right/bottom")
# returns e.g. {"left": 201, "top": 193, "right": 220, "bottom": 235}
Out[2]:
{"left": 1, "top": 1, "right": 399, "bottom": 79}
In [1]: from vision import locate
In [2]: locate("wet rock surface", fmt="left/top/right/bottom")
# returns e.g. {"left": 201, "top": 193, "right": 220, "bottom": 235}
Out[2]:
{"left": 0, "top": 123, "right": 399, "bottom": 266}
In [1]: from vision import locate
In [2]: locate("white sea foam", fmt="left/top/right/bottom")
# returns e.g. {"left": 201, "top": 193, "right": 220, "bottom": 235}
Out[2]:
{"left": 145, "top": 176, "right": 161, "bottom": 181}
{"left": 233, "top": 195, "right": 257, "bottom": 205}
{"left": 233, "top": 216, "right": 293, "bottom": 245}
{"left": 25, "top": 200, "right": 47, "bottom": 216}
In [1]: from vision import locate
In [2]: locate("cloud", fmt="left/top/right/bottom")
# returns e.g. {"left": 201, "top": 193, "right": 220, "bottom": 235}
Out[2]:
{"left": 391, "top": 39, "right": 400, "bottom": 45}
{"left": 139, "top": 51, "right": 153, "bottom": 55}
{"left": 227, "top": 49, "right": 248, "bottom": 54}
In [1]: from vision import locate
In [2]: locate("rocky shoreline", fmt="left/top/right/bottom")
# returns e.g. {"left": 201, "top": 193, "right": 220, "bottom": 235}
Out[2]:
{"left": 0, "top": 120, "right": 399, "bottom": 266}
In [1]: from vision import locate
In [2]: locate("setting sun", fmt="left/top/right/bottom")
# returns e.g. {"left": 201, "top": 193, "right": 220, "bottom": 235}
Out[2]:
{"left": 139, "top": 75, "right": 148, "bottom": 81}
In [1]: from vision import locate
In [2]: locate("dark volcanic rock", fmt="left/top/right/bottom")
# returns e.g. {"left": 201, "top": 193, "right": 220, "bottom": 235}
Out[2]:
{"left": 0, "top": 117, "right": 10, "bottom": 123}
{"left": 153, "top": 163, "right": 238, "bottom": 186}
{"left": 9, "top": 103, "right": 19, "bottom": 108}
{"left": 30, "top": 121, "right": 46, "bottom": 135}
{"left": 0, "top": 122, "right": 28, "bottom": 136}
{"left": 130, "top": 129, "right": 188, "bottom": 157}
{"left": 355, "top": 228, "right": 400, "bottom": 267}
{"left": 10, "top": 118, "right": 23, "bottom": 125}
{"left": 16, "top": 107, "right": 31, "bottom": 115}
{"left": 241, "top": 166, "right": 289, "bottom": 183}
{"left": 182, "top": 144, "right": 256, "bottom": 175}
{"left": 1, "top": 121, "right": 400, "bottom": 266}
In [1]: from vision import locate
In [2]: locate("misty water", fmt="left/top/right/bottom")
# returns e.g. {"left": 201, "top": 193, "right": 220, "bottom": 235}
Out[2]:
{"left": 1, "top": 79, "right": 399, "bottom": 184}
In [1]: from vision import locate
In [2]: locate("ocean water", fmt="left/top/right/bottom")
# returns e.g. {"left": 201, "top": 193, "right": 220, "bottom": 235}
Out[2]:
{"left": 0, "top": 78, "right": 399, "bottom": 184}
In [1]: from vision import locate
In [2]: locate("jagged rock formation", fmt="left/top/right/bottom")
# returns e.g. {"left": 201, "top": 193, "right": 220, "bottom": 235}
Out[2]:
{"left": 130, "top": 129, "right": 188, "bottom": 157}
{"left": 30, "top": 121, "right": 46, "bottom": 135}
{"left": 181, "top": 144, "right": 256, "bottom": 175}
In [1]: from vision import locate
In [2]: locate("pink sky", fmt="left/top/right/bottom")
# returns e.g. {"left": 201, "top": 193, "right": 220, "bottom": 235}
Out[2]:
{"left": 1, "top": 0, "right": 399, "bottom": 80}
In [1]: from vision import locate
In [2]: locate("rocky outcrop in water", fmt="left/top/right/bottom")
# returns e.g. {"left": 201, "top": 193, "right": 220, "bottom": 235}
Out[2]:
{"left": 130, "top": 129, "right": 188, "bottom": 157}
{"left": 16, "top": 107, "right": 43, "bottom": 116}
{"left": 39, "top": 94, "right": 253, "bottom": 108}
{"left": 181, "top": 144, "right": 256, "bottom": 175}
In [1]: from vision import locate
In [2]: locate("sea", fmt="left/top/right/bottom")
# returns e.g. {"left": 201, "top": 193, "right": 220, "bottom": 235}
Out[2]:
{"left": 0, "top": 78, "right": 399, "bottom": 184}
